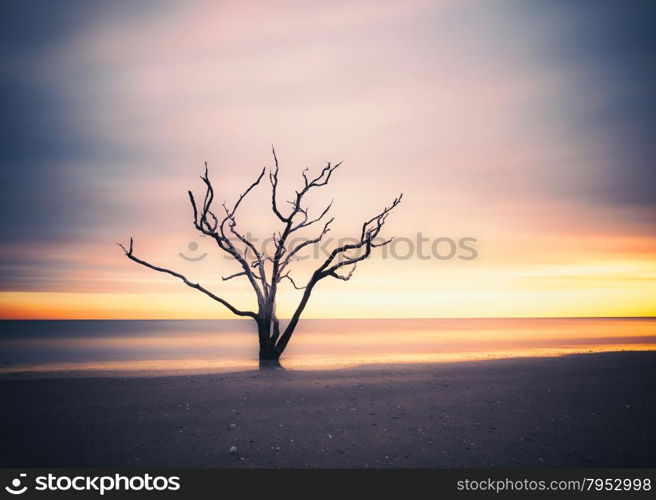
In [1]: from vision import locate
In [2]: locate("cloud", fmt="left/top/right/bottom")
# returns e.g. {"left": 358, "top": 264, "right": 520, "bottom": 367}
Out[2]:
{"left": 0, "top": 0, "right": 654, "bottom": 317}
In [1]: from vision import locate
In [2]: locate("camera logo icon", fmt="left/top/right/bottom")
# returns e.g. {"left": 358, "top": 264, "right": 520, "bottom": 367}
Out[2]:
{"left": 5, "top": 473, "right": 27, "bottom": 495}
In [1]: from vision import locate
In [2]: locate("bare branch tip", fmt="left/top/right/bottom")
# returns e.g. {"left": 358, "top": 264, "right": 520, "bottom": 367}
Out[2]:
{"left": 117, "top": 237, "right": 134, "bottom": 256}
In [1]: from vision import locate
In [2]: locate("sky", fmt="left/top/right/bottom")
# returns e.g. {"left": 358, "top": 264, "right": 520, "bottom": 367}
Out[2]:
{"left": 0, "top": 0, "right": 655, "bottom": 319}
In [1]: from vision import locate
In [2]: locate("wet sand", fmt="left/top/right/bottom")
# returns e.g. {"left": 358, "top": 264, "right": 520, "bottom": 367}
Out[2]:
{"left": 1, "top": 351, "right": 655, "bottom": 468}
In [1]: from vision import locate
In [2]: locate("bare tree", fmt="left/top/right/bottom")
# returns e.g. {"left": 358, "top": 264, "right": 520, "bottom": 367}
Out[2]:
{"left": 118, "top": 148, "right": 402, "bottom": 362}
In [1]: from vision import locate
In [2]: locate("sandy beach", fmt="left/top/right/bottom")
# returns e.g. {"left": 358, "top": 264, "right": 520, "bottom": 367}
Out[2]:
{"left": 2, "top": 351, "right": 655, "bottom": 468}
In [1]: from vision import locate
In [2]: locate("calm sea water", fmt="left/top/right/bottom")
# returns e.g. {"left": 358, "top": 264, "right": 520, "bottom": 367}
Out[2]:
{"left": 0, "top": 318, "right": 655, "bottom": 375}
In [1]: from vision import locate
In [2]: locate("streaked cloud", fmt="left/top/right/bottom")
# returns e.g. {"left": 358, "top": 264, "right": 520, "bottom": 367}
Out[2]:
{"left": 1, "top": 0, "right": 654, "bottom": 317}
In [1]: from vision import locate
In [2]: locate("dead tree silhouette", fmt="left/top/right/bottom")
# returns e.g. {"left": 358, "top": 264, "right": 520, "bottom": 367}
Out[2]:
{"left": 118, "top": 148, "right": 402, "bottom": 362}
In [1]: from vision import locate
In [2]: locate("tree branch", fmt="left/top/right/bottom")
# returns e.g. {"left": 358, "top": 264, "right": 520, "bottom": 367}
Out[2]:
{"left": 319, "top": 193, "right": 402, "bottom": 276}
{"left": 117, "top": 238, "right": 257, "bottom": 319}
{"left": 269, "top": 146, "right": 289, "bottom": 223}
{"left": 188, "top": 165, "right": 266, "bottom": 304}
{"left": 222, "top": 270, "right": 262, "bottom": 281}
{"left": 291, "top": 199, "right": 333, "bottom": 232}
{"left": 329, "top": 262, "right": 357, "bottom": 281}
{"left": 280, "top": 272, "right": 306, "bottom": 290}
{"left": 280, "top": 217, "right": 333, "bottom": 272}
{"left": 275, "top": 193, "right": 401, "bottom": 355}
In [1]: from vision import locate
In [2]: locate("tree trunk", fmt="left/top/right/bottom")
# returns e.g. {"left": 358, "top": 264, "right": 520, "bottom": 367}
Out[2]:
{"left": 256, "top": 317, "right": 280, "bottom": 361}
{"left": 258, "top": 340, "right": 279, "bottom": 360}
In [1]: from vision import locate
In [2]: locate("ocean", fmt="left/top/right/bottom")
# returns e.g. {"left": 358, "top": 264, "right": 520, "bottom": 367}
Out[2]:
{"left": 1, "top": 317, "right": 655, "bottom": 375}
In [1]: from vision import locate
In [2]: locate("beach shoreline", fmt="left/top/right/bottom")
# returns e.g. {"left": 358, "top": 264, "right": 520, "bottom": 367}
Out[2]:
{"left": 2, "top": 351, "right": 655, "bottom": 468}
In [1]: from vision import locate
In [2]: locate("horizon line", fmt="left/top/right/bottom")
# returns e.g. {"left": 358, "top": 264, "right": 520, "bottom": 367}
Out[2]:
{"left": 1, "top": 316, "right": 655, "bottom": 321}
